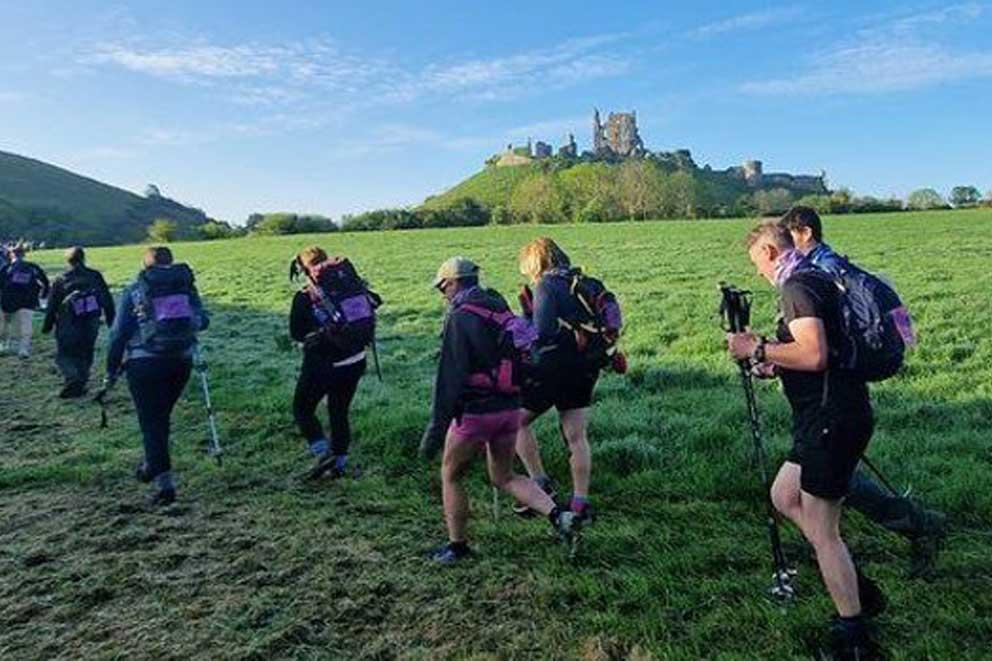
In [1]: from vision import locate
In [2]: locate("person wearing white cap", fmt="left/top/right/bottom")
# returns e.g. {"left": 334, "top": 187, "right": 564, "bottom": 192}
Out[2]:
{"left": 420, "top": 257, "right": 580, "bottom": 563}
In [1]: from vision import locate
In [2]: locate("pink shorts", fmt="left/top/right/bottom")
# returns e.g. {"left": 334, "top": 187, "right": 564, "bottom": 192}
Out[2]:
{"left": 448, "top": 410, "right": 522, "bottom": 447}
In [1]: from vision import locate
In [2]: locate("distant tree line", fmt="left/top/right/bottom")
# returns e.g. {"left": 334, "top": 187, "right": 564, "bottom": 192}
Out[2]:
{"left": 139, "top": 182, "right": 991, "bottom": 242}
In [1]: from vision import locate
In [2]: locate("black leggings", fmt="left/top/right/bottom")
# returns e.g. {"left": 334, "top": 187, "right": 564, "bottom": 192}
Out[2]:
{"left": 126, "top": 357, "right": 192, "bottom": 478}
{"left": 293, "top": 357, "right": 366, "bottom": 456}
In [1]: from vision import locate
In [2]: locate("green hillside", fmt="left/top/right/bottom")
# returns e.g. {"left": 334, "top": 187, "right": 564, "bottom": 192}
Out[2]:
{"left": 0, "top": 150, "right": 208, "bottom": 246}
{"left": 422, "top": 162, "right": 547, "bottom": 210}
{"left": 419, "top": 156, "right": 774, "bottom": 222}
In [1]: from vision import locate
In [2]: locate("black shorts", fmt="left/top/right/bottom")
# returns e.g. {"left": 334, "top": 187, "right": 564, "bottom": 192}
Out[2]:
{"left": 521, "top": 368, "right": 599, "bottom": 415}
{"left": 787, "top": 405, "right": 874, "bottom": 500}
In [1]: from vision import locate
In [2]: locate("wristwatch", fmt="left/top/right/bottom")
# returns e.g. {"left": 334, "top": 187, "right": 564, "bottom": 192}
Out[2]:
{"left": 751, "top": 336, "right": 767, "bottom": 363}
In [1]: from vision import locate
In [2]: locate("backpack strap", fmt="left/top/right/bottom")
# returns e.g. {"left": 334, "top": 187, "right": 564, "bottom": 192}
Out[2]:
{"left": 458, "top": 302, "right": 513, "bottom": 326}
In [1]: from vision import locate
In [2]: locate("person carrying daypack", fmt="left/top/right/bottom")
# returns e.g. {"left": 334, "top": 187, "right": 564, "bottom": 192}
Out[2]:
{"left": 0, "top": 244, "right": 50, "bottom": 358}
{"left": 42, "top": 247, "right": 115, "bottom": 398}
{"left": 289, "top": 246, "right": 380, "bottom": 480}
{"left": 728, "top": 221, "right": 886, "bottom": 659}
{"left": 419, "top": 257, "right": 580, "bottom": 564}
{"left": 512, "top": 237, "right": 625, "bottom": 523}
{"left": 780, "top": 206, "right": 946, "bottom": 578}
{"left": 105, "top": 246, "right": 209, "bottom": 505}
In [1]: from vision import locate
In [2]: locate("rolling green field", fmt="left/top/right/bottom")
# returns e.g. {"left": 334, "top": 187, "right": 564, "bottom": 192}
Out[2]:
{"left": 2, "top": 209, "right": 991, "bottom": 660}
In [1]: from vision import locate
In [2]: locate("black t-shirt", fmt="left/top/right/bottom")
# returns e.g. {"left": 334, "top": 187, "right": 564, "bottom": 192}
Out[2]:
{"left": 776, "top": 271, "right": 869, "bottom": 418}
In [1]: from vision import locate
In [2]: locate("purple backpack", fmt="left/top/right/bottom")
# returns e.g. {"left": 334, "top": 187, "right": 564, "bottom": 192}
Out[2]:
{"left": 459, "top": 299, "right": 538, "bottom": 396}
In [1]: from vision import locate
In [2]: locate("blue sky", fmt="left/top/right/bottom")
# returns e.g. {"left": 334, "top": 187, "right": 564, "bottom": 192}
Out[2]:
{"left": 2, "top": 1, "right": 991, "bottom": 223}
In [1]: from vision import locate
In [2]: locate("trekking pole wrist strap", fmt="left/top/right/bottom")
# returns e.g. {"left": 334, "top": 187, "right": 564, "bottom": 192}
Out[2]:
{"left": 751, "top": 336, "right": 767, "bottom": 363}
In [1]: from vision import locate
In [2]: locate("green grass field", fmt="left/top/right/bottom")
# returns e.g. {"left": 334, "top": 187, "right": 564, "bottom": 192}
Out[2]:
{"left": 2, "top": 209, "right": 991, "bottom": 660}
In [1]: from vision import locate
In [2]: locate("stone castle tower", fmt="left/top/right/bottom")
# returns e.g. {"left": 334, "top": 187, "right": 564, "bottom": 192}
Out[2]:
{"left": 593, "top": 108, "right": 644, "bottom": 158}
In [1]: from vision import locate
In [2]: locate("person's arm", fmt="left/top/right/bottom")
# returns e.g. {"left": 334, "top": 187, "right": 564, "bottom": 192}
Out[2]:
{"left": 289, "top": 292, "right": 313, "bottom": 343}
{"left": 532, "top": 277, "right": 560, "bottom": 344}
{"left": 106, "top": 288, "right": 136, "bottom": 378}
{"left": 420, "top": 313, "right": 471, "bottom": 459}
{"left": 97, "top": 273, "right": 116, "bottom": 326}
{"left": 188, "top": 282, "right": 210, "bottom": 332}
{"left": 728, "top": 280, "right": 829, "bottom": 372}
{"left": 41, "top": 278, "right": 64, "bottom": 333}
{"left": 36, "top": 266, "right": 50, "bottom": 299}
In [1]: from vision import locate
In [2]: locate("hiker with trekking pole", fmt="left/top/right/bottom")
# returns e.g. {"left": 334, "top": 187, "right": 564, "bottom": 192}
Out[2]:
{"left": 726, "top": 221, "right": 885, "bottom": 660}
{"left": 288, "top": 246, "right": 381, "bottom": 481}
{"left": 780, "top": 206, "right": 946, "bottom": 578}
{"left": 419, "top": 257, "right": 581, "bottom": 564}
{"left": 104, "top": 246, "right": 210, "bottom": 505}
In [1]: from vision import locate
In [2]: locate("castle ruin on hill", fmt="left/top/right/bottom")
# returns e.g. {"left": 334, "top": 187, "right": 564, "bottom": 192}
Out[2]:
{"left": 489, "top": 108, "right": 827, "bottom": 195}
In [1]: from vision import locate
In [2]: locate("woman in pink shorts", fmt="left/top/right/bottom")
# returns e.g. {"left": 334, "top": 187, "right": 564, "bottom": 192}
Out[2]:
{"left": 420, "top": 257, "right": 580, "bottom": 564}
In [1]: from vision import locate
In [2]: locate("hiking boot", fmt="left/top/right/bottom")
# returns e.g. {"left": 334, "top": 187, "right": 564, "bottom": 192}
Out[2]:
{"left": 908, "top": 509, "right": 947, "bottom": 579}
{"left": 59, "top": 382, "right": 85, "bottom": 399}
{"left": 149, "top": 487, "right": 176, "bottom": 507}
{"left": 573, "top": 502, "right": 597, "bottom": 526}
{"left": 513, "top": 477, "right": 557, "bottom": 518}
{"left": 821, "top": 617, "right": 883, "bottom": 660}
{"left": 553, "top": 509, "right": 582, "bottom": 548}
{"left": 428, "top": 542, "right": 472, "bottom": 565}
{"left": 135, "top": 462, "right": 153, "bottom": 484}
{"left": 857, "top": 571, "right": 888, "bottom": 619}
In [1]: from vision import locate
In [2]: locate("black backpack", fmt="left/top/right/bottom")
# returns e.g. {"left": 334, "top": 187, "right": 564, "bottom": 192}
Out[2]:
{"left": 4, "top": 261, "right": 37, "bottom": 296}
{"left": 60, "top": 273, "right": 102, "bottom": 324}
{"left": 133, "top": 264, "right": 198, "bottom": 353}
{"left": 830, "top": 260, "right": 914, "bottom": 382}
{"left": 299, "top": 257, "right": 381, "bottom": 355}
{"left": 552, "top": 269, "right": 625, "bottom": 372}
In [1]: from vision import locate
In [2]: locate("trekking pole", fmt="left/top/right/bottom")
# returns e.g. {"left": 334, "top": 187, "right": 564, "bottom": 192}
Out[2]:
{"left": 719, "top": 283, "right": 796, "bottom": 602}
{"left": 193, "top": 345, "right": 223, "bottom": 466}
{"left": 860, "top": 454, "right": 910, "bottom": 498}
{"left": 92, "top": 375, "right": 118, "bottom": 429}
{"left": 371, "top": 336, "right": 383, "bottom": 382}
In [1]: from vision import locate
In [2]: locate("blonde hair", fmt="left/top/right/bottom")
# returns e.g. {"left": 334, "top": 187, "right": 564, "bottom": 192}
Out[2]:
{"left": 745, "top": 221, "right": 793, "bottom": 251}
{"left": 297, "top": 246, "right": 328, "bottom": 268}
{"left": 518, "top": 237, "right": 571, "bottom": 283}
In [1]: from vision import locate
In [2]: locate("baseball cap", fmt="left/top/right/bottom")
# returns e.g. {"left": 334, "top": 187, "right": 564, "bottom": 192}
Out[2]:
{"left": 432, "top": 256, "right": 479, "bottom": 288}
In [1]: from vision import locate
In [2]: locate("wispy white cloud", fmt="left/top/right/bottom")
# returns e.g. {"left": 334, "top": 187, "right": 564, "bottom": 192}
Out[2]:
{"left": 137, "top": 127, "right": 211, "bottom": 146}
{"left": 81, "top": 32, "right": 632, "bottom": 109}
{"left": 740, "top": 3, "right": 992, "bottom": 95}
{"left": 741, "top": 42, "right": 992, "bottom": 95}
{"left": 691, "top": 7, "right": 805, "bottom": 38}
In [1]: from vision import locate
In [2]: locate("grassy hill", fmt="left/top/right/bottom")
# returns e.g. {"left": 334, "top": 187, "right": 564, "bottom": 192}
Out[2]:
{"left": 0, "top": 150, "right": 208, "bottom": 246}
{"left": 420, "top": 157, "right": 767, "bottom": 220}
{"left": 2, "top": 209, "right": 990, "bottom": 658}
{"left": 422, "top": 162, "right": 549, "bottom": 210}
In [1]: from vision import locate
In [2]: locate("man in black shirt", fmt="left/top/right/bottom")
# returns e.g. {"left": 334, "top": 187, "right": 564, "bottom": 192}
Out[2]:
{"left": 42, "top": 247, "right": 115, "bottom": 397}
{"left": 727, "top": 222, "right": 881, "bottom": 659}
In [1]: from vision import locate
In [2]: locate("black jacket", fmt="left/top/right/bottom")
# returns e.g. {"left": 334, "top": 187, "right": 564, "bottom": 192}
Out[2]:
{"left": 42, "top": 265, "right": 115, "bottom": 334}
{"left": 0, "top": 259, "right": 50, "bottom": 313}
{"left": 421, "top": 287, "right": 518, "bottom": 452}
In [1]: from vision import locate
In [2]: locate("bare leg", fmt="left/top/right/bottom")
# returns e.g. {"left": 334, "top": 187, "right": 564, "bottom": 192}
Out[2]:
{"left": 441, "top": 430, "right": 478, "bottom": 543}
{"left": 802, "top": 493, "right": 861, "bottom": 617}
{"left": 515, "top": 409, "right": 546, "bottom": 478}
{"left": 770, "top": 461, "right": 861, "bottom": 617}
{"left": 560, "top": 408, "right": 591, "bottom": 498}
{"left": 488, "top": 434, "right": 555, "bottom": 516}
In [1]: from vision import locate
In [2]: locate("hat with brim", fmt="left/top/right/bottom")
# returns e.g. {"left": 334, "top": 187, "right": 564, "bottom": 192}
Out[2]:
{"left": 433, "top": 256, "right": 479, "bottom": 288}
